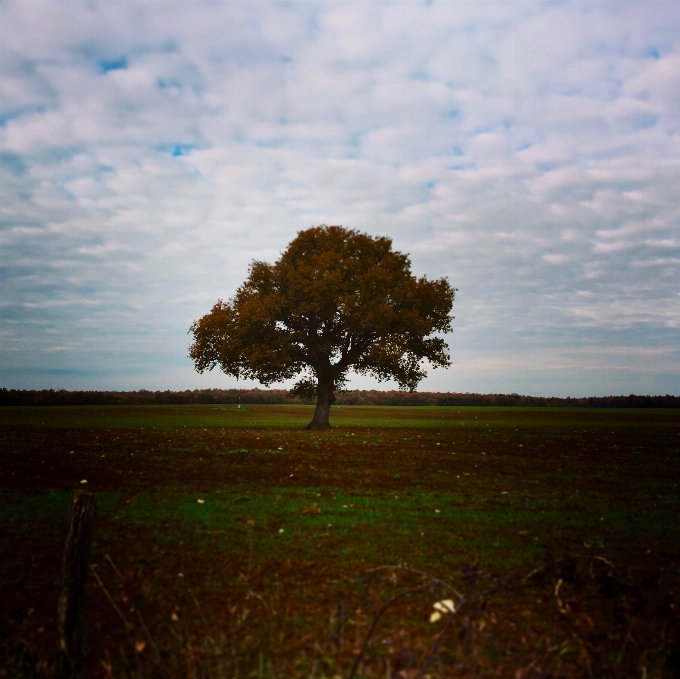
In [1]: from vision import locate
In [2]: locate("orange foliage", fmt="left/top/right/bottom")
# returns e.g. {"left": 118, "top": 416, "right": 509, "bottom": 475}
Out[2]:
{"left": 189, "top": 226, "right": 455, "bottom": 427}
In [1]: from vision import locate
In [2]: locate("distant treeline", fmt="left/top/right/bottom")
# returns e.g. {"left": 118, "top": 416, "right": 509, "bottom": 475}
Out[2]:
{"left": 0, "top": 387, "right": 678, "bottom": 408}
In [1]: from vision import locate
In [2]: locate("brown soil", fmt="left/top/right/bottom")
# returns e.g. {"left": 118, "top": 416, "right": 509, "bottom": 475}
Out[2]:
{"left": 1, "top": 409, "right": 679, "bottom": 678}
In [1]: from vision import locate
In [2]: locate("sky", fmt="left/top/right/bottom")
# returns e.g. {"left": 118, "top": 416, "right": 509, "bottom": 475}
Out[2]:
{"left": 1, "top": 0, "right": 679, "bottom": 397}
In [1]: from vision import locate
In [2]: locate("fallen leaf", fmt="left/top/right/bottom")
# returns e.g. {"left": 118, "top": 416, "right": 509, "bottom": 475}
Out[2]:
{"left": 197, "top": 499, "right": 205, "bottom": 504}
{"left": 433, "top": 599, "right": 456, "bottom": 614}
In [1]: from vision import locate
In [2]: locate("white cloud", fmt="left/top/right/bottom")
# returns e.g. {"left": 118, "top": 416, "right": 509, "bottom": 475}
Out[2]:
{"left": 1, "top": 0, "right": 679, "bottom": 395}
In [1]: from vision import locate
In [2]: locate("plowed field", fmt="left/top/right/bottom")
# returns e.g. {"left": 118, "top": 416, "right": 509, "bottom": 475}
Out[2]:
{"left": 1, "top": 405, "right": 679, "bottom": 678}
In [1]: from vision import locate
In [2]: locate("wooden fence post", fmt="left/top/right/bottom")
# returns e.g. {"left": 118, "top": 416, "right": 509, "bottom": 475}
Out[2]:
{"left": 55, "top": 491, "right": 97, "bottom": 679}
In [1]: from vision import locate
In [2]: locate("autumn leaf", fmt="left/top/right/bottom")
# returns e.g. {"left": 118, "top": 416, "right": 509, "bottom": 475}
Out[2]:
{"left": 430, "top": 598, "right": 456, "bottom": 622}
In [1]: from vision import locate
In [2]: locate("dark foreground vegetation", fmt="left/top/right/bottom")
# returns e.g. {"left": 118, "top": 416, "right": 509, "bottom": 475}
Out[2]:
{"left": 1, "top": 404, "right": 679, "bottom": 678}
{"left": 2, "top": 387, "right": 679, "bottom": 408}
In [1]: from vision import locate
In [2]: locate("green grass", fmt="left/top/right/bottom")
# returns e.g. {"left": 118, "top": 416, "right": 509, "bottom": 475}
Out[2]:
{"left": 3, "top": 402, "right": 677, "bottom": 430}
{"left": 7, "top": 481, "right": 670, "bottom": 573}
{"left": 0, "top": 490, "right": 121, "bottom": 523}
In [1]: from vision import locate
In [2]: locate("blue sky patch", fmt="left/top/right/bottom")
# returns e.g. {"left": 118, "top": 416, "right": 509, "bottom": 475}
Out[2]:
{"left": 98, "top": 57, "right": 128, "bottom": 73}
{"left": 0, "top": 105, "right": 47, "bottom": 127}
{"left": 155, "top": 144, "right": 196, "bottom": 157}
{"left": 0, "top": 151, "right": 28, "bottom": 176}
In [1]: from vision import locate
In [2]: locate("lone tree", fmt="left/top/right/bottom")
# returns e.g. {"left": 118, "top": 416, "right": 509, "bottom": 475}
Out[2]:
{"left": 189, "top": 225, "right": 456, "bottom": 429}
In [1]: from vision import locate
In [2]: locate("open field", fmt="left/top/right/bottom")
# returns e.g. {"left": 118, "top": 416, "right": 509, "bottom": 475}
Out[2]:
{"left": 1, "top": 405, "right": 679, "bottom": 678}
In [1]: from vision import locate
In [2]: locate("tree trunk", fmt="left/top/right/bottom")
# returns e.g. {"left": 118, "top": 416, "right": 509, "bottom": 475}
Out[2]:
{"left": 306, "top": 380, "right": 336, "bottom": 429}
{"left": 56, "top": 492, "right": 97, "bottom": 679}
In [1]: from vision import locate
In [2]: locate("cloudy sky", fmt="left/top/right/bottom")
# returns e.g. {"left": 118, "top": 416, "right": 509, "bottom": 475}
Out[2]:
{"left": 1, "top": 0, "right": 678, "bottom": 397}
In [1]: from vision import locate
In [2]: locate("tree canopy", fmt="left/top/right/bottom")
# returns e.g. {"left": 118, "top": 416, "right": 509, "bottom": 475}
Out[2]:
{"left": 189, "top": 225, "right": 455, "bottom": 428}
